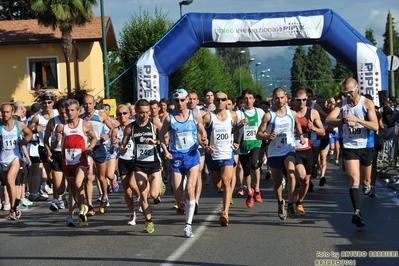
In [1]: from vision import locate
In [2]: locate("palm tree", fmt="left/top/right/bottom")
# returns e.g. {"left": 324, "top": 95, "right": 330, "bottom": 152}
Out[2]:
{"left": 31, "top": 0, "right": 98, "bottom": 97}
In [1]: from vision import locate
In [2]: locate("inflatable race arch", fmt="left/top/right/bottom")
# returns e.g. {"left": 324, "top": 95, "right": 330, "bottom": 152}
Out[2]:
{"left": 135, "top": 9, "right": 388, "bottom": 106}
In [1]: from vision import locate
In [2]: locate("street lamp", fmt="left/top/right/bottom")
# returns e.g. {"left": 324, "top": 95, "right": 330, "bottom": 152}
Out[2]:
{"left": 255, "top": 62, "right": 261, "bottom": 84}
{"left": 179, "top": 0, "right": 193, "bottom": 17}
{"left": 238, "top": 50, "right": 245, "bottom": 95}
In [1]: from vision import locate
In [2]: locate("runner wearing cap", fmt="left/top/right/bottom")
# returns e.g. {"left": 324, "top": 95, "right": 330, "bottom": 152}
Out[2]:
{"left": 159, "top": 88, "right": 208, "bottom": 238}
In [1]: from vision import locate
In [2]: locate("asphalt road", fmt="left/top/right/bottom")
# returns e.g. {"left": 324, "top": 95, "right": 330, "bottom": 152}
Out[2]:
{"left": 1, "top": 161, "right": 398, "bottom": 266}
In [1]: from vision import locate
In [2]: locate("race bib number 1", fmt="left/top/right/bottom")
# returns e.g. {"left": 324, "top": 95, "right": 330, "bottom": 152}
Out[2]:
{"left": 176, "top": 132, "right": 194, "bottom": 151}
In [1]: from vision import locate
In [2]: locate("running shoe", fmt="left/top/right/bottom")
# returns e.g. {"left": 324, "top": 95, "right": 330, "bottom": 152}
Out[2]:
{"left": 58, "top": 199, "right": 65, "bottom": 209}
{"left": 128, "top": 214, "right": 137, "bottom": 225}
{"left": 153, "top": 196, "right": 161, "bottom": 204}
{"left": 97, "top": 194, "right": 102, "bottom": 203}
{"left": 66, "top": 215, "right": 76, "bottom": 227}
{"left": 83, "top": 205, "right": 88, "bottom": 216}
{"left": 295, "top": 204, "right": 306, "bottom": 216}
{"left": 184, "top": 224, "right": 194, "bottom": 238}
{"left": 319, "top": 177, "right": 327, "bottom": 187}
{"left": 308, "top": 181, "right": 314, "bottom": 192}
{"left": 219, "top": 211, "right": 229, "bottom": 226}
{"left": 43, "top": 185, "right": 53, "bottom": 195}
{"left": 176, "top": 201, "right": 186, "bottom": 215}
{"left": 20, "top": 204, "right": 28, "bottom": 211}
{"left": 87, "top": 205, "right": 96, "bottom": 216}
{"left": 78, "top": 213, "right": 88, "bottom": 226}
{"left": 28, "top": 193, "right": 48, "bottom": 201}
{"left": 143, "top": 221, "right": 154, "bottom": 233}
{"left": 50, "top": 199, "right": 59, "bottom": 212}
{"left": 16, "top": 200, "right": 22, "bottom": 219}
{"left": 230, "top": 198, "right": 234, "bottom": 205}
{"left": 3, "top": 202, "right": 11, "bottom": 211}
{"left": 254, "top": 190, "right": 263, "bottom": 203}
{"left": 351, "top": 212, "right": 365, "bottom": 227}
{"left": 335, "top": 160, "right": 339, "bottom": 166}
{"left": 172, "top": 200, "right": 179, "bottom": 209}
{"left": 21, "top": 198, "right": 33, "bottom": 206}
{"left": 63, "top": 199, "right": 69, "bottom": 208}
{"left": 278, "top": 200, "right": 286, "bottom": 220}
{"left": 7, "top": 210, "right": 17, "bottom": 220}
{"left": 246, "top": 192, "right": 254, "bottom": 208}
{"left": 287, "top": 204, "right": 297, "bottom": 219}
{"left": 99, "top": 200, "right": 108, "bottom": 214}
{"left": 112, "top": 178, "right": 119, "bottom": 193}
{"left": 369, "top": 186, "right": 377, "bottom": 197}
{"left": 363, "top": 185, "right": 371, "bottom": 195}
{"left": 265, "top": 170, "right": 271, "bottom": 180}
{"left": 160, "top": 181, "right": 166, "bottom": 196}
{"left": 311, "top": 165, "right": 318, "bottom": 179}
{"left": 237, "top": 187, "right": 245, "bottom": 196}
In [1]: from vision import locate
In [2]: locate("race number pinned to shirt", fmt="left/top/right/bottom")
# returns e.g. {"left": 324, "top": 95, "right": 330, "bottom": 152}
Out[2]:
{"left": 176, "top": 132, "right": 194, "bottom": 151}
{"left": 214, "top": 128, "right": 231, "bottom": 145}
{"left": 136, "top": 144, "right": 154, "bottom": 161}
{"left": 294, "top": 134, "right": 309, "bottom": 149}
{"left": 65, "top": 148, "right": 81, "bottom": 165}
{"left": 3, "top": 137, "right": 17, "bottom": 150}
{"left": 244, "top": 125, "right": 258, "bottom": 140}
{"left": 276, "top": 132, "right": 293, "bottom": 148}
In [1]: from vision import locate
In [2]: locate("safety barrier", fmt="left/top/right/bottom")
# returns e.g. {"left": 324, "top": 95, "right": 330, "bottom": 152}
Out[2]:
{"left": 378, "top": 122, "right": 399, "bottom": 178}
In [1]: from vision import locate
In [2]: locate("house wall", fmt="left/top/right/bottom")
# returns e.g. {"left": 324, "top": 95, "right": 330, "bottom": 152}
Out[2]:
{"left": 0, "top": 41, "right": 104, "bottom": 106}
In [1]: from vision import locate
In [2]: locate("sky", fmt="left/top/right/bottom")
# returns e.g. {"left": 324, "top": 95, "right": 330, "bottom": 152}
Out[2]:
{"left": 93, "top": 0, "right": 398, "bottom": 75}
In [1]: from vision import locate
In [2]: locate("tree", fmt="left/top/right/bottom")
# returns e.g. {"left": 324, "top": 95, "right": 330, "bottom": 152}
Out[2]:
{"left": 365, "top": 28, "right": 377, "bottom": 46}
{"left": 216, "top": 47, "right": 251, "bottom": 76}
{"left": 306, "top": 44, "right": 333, "bottom": 94}
{"left": 0, "top": 0, "right": 37, "bottom": 20}
{"left": 290, "top": 46, "right": 308, "bottom": 94}
{"left": 31, "top": 0, "right": 98, "bottom": 98}
{"left": 170, "top": 48, "right": 234, "bottom": 100}
{"left": 114, "top": 7, "right": 174, "bottom": 103}
{"left": 382, "top": 11, "right": 399, "bottom": 92}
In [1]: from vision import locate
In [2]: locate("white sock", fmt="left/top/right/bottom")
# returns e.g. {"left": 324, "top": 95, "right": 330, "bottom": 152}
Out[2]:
{"left": 185, "top": 200, "right": 195, "bottom": 224}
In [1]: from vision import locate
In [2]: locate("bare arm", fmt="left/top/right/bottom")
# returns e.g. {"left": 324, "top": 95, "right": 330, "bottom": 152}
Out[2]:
{"left": 310, "top": 109, "right": 325, "bottom": 137}
{"left": 194, "top": 109, "right": 207, "bottom": 144}
{"left": 256, "top": 112, "right": 272, "bottom": 141}
{"left": 345, "top": 99, "right": 378, "bottom": 131}
{"left": 159, "top": 115, "right": 172, "bottom": 159}
{"left": 325, "top": 106, "right": 343, "bottom": 126}
{"left": 292, "top": 111, "right": 306, "bottom": 144}
{"left": 84, "top": 121, "right": 98, "bottom": 153}
{"left": 27, "top": 115, "right": 42, "bottom": 134}
{"left": 199, "top": 113, "right": 211, "bottom": 151}
{"left": 19, "top": 121, "right": 33, "bottom": 145}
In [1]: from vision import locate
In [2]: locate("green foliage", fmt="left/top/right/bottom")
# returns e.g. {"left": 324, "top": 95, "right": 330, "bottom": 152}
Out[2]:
{"left": 382, "top": 12, "right": 399, "bottom": 57}
{"left": 170, "top": 48, "right": 234, "bottom": 100}
{"left": 114, "top": 6, "right": 174, "bottom": 103}
{"left": 290, "top": 46, "right": 308, "bottom": 94}
{"left": 365, "top": 29, "right": 377, "bottom": 46}
{"left": 306, "top": 44, "right": 333, "bottom": 95}
{"left": 333, "top": 61, "right": 353, "bottom": 82}
{"left": 216, "top": 47, "right": 251, "bottom": 76}
{"left": 0, "top": 0, "right": 37, "bottom": 20}
{"left": 31, "top": 0, "right": 98, "bottom": 97}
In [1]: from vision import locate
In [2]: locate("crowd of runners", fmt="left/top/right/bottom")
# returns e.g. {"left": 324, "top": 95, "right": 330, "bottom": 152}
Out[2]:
{"left": 0, "top": 77, "right": 385, "bottom": 237}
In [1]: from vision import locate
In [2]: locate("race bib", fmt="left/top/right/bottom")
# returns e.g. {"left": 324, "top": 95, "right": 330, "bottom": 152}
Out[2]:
{"left": 3, "top": 138, "right": 17, "bottom": 150}
{"left": 243, "top": 125, "right": 257, "bottom": 141}
{"left": 294, "top": 135, "right": 309, "bottom": 149}
{"left": 275, "top": 132, "right": 293, "bottom": 148}
{"left": 213, "top": 128, "right": 231, "bottom": 146}
{"left": 65, "top": 148, "right": 81, "bottom": 165}
{"left": 176, "top": 132, "right": 194, "bottom": 151}
{"left": 347, "top": 127, "right": 367, "bottom": 139}
{"left": 136, "top": 144, "right": 154, "bottom": 161}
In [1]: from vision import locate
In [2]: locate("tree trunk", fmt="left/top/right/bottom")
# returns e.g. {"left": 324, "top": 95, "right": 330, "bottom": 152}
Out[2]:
{"left": 61, "top": 26, "right": 73, "bottom": 98}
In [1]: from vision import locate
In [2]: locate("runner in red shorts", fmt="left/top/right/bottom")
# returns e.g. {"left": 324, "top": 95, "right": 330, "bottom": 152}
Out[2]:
{"left": 53, "top": 99, "right": 97, "bottom": 226}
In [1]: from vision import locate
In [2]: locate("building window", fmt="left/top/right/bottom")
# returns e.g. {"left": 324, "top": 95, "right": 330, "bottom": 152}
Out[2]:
{"left": 28, "top": 57, "right": 59, "bottom": 91}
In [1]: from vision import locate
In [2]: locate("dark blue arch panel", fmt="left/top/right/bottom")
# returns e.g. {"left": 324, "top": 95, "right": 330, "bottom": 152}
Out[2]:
{"left": 135, "top": 9, "right": 387, "bottom": 106}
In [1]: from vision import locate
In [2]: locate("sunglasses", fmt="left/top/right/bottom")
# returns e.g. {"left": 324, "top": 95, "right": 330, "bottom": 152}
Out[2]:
{"left": 174, "top": 98, "right": 185, "bottom": 103}
{"left": 215, "top": 98, "right": 227, "bottom": 103}
{"left": 117, "top": 112, "right": 128, "bottom": 116}
{"left": 295, "top": 98, "right": 307, "bottom": 102}
{"left": 342, "top": 88, "right": 357, "bottom": 95}
{"left": 42, "top": 101, "right": 53, "bottom": 105}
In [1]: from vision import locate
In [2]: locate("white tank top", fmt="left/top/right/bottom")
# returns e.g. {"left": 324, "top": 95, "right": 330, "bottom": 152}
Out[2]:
{"left": 0, "top": 120, "right": 23, "bottom": 163}
{"left": 38, "top": 110, "right": 59, "bottom": 146}
{"left": 51, "top": 116, "right": 63, "bottom": 152}
{"left": 208, "top": 111, "right": 234, "bottom": 160}
{"left": 266, "top": 106, "right": 296, "bottom": 157}
{"left": 341, "top": 96, "right": 374, "bottom": 149}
